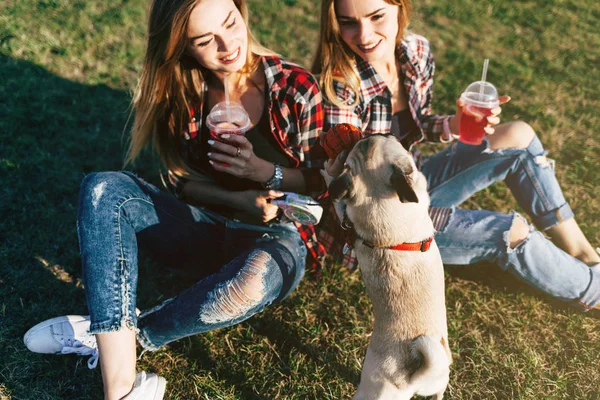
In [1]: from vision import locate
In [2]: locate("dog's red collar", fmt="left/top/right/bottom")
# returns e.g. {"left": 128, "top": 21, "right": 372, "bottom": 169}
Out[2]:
{"left": 362, "top": 237, "right": 434, "bottom": 252}
{"left": 341, "top": 210, "right": 434, "bottom": 252}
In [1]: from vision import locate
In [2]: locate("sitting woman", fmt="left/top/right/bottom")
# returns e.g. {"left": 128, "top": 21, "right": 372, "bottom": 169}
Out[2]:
{"left": 23, "top": 0, "right": 326, "bottom": 398}
{"left": 312, "top": 0, "right": 600, "bottom": 311}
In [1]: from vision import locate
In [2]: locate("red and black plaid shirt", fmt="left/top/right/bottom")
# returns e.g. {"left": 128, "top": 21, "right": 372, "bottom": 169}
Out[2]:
{"left": 170, "top": 55, "right": 327, "bottom": 272}
{"left": 323, "top": 33, "right": 450, "bottom": 145}
{"left": 318, "top": 33, "right": 452, "bottom": 270}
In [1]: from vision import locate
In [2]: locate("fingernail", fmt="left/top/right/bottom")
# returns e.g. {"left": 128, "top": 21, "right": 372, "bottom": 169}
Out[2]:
{"left": 208, "top": 140, "right": 215, "bottom": 145}
{"left": 220, "top": 134, "right": 230, "bottom": 139}
{"left": 207, "top": 152, "right": 212, "bottom": 157}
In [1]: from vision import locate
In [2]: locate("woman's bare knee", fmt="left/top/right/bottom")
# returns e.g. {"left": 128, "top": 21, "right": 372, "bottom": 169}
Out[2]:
{"left": 489, "top": 121, "right": 536, "bottom": 150}
{"left": 508, "top": 217, "right": 530, "bottom": 248}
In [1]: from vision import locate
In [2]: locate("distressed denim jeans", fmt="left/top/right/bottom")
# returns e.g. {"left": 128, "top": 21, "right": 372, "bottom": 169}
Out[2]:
{"left": 421, "top": 136, "right": 600, "bottom": 310}
{"left": 77, "top": 171, "right": 306, "bottom": 350}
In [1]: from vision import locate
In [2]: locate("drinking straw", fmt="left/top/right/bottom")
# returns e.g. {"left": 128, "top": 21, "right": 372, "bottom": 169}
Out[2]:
{"left": 479, "top": 59, "right": 489, "bottom": 96}
{"left": 224, "top": 75, "right": 231, "bottom": 121}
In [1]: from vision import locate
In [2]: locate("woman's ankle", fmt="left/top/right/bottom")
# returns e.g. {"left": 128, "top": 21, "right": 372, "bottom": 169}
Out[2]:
{"left": 104, "top": 375, "right": 136, "bottom": 400}
{"left": 580, "top": 247, "right": 600, "bottom": 266}
{"left": 545, "top": 220, "right": 599, "bottom": 264}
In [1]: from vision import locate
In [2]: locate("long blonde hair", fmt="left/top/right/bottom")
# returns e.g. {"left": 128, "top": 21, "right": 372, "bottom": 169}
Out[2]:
{"left": 125, "top": 0, "right": 274, "bottom": 181}
{"left": 311, "top": 0, "right": 412, "bottom": 108}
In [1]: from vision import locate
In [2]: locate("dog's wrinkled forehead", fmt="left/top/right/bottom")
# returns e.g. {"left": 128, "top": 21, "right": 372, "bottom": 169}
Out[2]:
{"left": 330, "top": 134, "right": 421, "bottom": 204}
{"left": 348, "top": 135, "right": 413, "bottom": 172}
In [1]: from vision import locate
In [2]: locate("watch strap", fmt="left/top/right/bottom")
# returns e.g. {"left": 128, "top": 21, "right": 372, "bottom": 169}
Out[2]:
{"left": 263, "top": 163, "right": 283, "bottom": 190}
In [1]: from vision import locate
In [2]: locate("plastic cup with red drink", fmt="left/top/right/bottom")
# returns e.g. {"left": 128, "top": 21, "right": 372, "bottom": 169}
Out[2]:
{"left": 458, "top": 81, "right": 499, "bottom": 145}
{"left": 206, "top": 101, "right": 251, "bottom": 140}
{"left": 206, "top": 101, "right": 250, "bottom": 165}
{"left": 458, "top": 59, "right": 499, "bottom": 145}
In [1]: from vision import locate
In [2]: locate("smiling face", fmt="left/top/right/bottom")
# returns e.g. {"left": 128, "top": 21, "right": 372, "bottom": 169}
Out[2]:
{"left": 186, "top": 0, "right": 248, "bottom": 75}
{"left": 334, "top": 0, "right": 399, "bottom": 65}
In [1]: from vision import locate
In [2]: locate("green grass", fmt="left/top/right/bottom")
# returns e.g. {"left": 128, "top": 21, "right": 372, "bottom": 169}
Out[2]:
{"left": 1, "top": 0, "right": 600, "bottom": 399}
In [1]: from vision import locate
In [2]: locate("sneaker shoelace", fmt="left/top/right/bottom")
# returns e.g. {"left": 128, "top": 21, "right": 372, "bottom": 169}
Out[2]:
{"left": 60, "top": 338, "right": 99, "bottom": 369}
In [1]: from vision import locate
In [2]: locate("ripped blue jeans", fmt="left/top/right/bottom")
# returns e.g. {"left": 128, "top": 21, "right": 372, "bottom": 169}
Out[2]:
{"left": 78, "top": 171, "right": 306, "bottom": 350}
{"left": 421, "top": 136, "right": 600, "bottom": 310}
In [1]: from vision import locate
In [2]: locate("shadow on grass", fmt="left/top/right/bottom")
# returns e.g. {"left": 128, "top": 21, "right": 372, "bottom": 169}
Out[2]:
{"left": 444, "top": 261, "right": 582, "bottom": 315}
{"left": 0, "top": 55, "right": 207, "bottom": 399}
{"left": 160, "top": 302, "right": 360, "bottom": 400}
{"left": 0, "top": 54, "right": 161, "bottom": 399}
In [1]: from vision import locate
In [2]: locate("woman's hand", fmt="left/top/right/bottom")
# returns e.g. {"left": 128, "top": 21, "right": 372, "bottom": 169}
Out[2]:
{"left": 208, "top": 134, "right": 270, "bottom": 181}
{"left": 237, "top": 190, "right": 285, "bottom": 223}
{"left": 450, "top": 95, "right": 511, "bottom": 136}
{"left": 323, "top": 150, "right": 349, "bottom": 178}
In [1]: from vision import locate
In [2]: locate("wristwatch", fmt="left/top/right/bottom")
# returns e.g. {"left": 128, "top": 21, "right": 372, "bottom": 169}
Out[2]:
{"left": 263, "top": 163, "right": 283, "bottom": 190}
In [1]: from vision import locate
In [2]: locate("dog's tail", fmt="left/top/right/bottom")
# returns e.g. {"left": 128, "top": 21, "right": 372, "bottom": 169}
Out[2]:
{"left": 408, "top": 335, "right": 450, "bottom": 396}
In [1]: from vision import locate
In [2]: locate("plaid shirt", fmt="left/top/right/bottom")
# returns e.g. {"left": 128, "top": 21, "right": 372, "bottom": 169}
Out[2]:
{"left": 318, "top": 33, "right": 452, "bottom": 270}
{"left": 170, "top": 55, "right": 327, "bottom": 273}
{"left": 323, "top": 33, "right": 450, "bottom": 145}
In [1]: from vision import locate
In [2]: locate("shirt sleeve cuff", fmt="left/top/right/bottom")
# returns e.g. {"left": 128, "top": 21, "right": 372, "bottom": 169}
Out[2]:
{"left": 440, "top": 116, "right": 454, "bottom": 143}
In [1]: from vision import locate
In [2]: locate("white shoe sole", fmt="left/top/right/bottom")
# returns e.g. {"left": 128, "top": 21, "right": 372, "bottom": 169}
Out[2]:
{"left": 24, "top": 315, "right": 90, "bottom": 353}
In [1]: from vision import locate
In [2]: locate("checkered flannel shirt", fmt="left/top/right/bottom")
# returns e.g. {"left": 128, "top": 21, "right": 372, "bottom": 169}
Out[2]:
{"left": 169, "top": 55, "right": 327, "bottom": 273}
{"left": 318, "top": 33, "right": 452, "bottom": 270}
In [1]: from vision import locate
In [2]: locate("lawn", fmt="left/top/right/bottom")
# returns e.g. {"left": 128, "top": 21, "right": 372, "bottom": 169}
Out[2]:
{"left": 1, "top": 0, "right": 600, "bottom": 399}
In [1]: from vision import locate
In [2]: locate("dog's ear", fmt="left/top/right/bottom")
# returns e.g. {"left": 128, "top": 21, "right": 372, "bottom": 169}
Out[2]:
{"left": 391, "top": 165, "right": 418, "bottom": 203}
{"left": 328, "top": 171, "right": 353, "bottom": 202}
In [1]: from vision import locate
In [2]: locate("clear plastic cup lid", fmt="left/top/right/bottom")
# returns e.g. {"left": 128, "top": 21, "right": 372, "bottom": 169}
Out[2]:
{"left": 206, "top": 101, "right": 251, "bottom": 132}
{"left": 460, "top": 81, "right": 499, "bottom": 108}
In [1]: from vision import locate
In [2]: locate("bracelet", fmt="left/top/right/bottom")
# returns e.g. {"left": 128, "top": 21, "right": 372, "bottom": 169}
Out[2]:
{"left": 262, "top": 163, "right": 283, "bottom": 190}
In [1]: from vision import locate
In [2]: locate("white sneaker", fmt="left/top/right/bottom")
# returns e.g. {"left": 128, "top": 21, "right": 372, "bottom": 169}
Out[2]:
{"left": 23, "top": 315, "right": 99, "bottom": 369}
{"left": 122, "top": 371, "right": 166, "bottom": 400}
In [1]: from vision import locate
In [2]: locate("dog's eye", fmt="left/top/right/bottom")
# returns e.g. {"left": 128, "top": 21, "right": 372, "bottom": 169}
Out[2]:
{"left": 343, "top": 162, "right": 356, "bottom": 176}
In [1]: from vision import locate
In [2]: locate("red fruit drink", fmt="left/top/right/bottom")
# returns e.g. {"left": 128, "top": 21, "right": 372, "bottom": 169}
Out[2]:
{"left": 458, "top": 80, "right": 499, "bottom": 146}
{"left": 459, "top": 105, "right": 494, "bottom": 145}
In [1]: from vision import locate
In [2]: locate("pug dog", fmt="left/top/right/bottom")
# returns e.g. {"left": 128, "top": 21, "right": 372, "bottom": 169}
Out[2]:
{"left": 329, "top": 135, "right": 451, "bottom": 400}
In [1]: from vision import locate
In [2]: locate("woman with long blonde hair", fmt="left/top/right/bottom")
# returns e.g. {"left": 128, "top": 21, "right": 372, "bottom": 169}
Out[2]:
{"left": 314, "top": 0, "right": 600, "bottom": 311}
{"left": 24, "top": 0, "right": 326, "bottom": 398}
